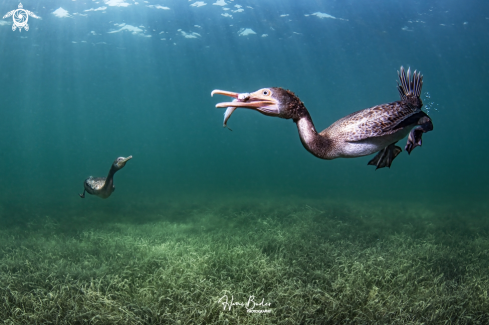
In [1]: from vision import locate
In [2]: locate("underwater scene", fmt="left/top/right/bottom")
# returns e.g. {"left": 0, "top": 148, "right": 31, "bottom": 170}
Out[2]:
{"left": 0, "top": 0, "right": 488, "bottom": 323}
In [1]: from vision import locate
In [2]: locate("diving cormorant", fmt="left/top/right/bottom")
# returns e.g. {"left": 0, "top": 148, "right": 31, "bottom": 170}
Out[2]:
{"left": 211, "top": 67, "right": 433, "bottom": 169}
{"left": 79, "top": 156, "right": 132, "bottom": 198}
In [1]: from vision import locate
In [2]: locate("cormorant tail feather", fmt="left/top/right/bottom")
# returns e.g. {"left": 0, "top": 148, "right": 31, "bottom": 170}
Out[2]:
{"left": 397, "top": 66, "right": 423, "bottom": 101}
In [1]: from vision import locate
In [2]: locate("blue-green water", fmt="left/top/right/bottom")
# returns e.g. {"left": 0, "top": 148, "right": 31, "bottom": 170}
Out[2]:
{"left": 1, "top": 0, "right": 487, "bottom": 207}
{"left": 0, "top": 0, "right": 488, "bottom": 322}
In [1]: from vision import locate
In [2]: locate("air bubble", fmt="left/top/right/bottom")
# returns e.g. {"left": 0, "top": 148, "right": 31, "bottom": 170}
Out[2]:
{"left": 423, "top": 92, "right": 439, "bottom": 113}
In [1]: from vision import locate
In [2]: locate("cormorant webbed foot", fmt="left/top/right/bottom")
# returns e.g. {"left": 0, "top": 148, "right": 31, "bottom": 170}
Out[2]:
{"left": 405, "top": 116, "right": 434, "bottom": 154}
{"left": 79, "top": 190, "right": 86, "bottom": 198}
{"left": 368, "top": 143, "right": 402, "bottom": 169}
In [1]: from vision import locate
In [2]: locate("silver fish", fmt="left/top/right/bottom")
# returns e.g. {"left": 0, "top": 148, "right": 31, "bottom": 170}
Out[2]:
{"left": 223, "top": 103, "right": 238, "bottom": 130}
{"left": 222, "top": 94, "right": 250, "bottom": 130}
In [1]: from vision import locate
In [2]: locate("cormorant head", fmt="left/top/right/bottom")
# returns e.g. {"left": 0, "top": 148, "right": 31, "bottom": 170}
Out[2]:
{"left": 112, "top": 156, "right": 132, "bottom": 171}
{"left": 212, "top": 87, "right": 304, "bottom": 120}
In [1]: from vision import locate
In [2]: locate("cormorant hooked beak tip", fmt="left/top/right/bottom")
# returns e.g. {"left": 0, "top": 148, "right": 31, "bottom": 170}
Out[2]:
{"left": 211, "top": 89, "right": 238, "bottom": 98}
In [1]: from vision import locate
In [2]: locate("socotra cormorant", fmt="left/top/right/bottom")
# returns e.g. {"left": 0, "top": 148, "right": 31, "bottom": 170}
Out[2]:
{"left": 79, "top": 156, "right": 132, "bottom": 199}
{"left": 211, "top": 67, "right": 433, "bottom": 169}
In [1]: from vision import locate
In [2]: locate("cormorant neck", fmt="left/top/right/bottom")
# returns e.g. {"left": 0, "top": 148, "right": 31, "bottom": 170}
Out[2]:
{"left": 103, "top": 166, "right": 117, "bottom": 190}
{"left": 109, "top": 164, "right": 120, "bottom": 177}
{"left": 294, "top": 106, "right": 334, "bottom": 160}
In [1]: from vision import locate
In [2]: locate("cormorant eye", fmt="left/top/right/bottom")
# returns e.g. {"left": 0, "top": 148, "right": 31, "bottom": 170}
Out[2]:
{"left": 263, "top": 90, "right": 270, "bottom": 96}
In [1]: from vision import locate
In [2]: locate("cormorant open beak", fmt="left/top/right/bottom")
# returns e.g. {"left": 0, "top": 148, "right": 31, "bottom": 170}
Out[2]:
{"left": 211, "top": 89, "right": 279, "bottom": 116}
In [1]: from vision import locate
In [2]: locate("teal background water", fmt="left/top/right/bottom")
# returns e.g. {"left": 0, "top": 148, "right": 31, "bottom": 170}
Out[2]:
{"left": 0, "top": 0, "right": 487, "bottom": 220}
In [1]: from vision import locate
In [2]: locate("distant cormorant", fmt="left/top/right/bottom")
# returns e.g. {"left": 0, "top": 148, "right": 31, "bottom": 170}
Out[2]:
{"left": 79, "top": 156, "right": 132, "bottom": 199}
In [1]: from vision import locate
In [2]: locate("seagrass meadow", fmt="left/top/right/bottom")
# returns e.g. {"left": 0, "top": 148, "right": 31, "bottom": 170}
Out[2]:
{"left": 1, "top": 196, "right": 489, "bottom": 324}
{"left": 0, "top": 0, "right": 489, "bottom": 323}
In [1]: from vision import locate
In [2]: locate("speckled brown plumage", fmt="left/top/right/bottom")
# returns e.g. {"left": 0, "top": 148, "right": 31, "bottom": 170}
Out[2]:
{"left": 321, "top": 100, "right": 424, "bottom": 143}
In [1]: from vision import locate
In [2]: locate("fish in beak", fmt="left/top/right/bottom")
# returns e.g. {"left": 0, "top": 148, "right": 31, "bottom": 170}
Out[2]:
{"left": 211, "top": 89, "right": 280, "bottom": 128}
{"left": 223, "top": 102, "right": 237, "bottom": 130}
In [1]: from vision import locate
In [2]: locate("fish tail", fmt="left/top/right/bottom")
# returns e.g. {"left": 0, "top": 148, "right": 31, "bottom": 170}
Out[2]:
{"left": 397, "top": 66, "right": 423, "bottom": 102}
